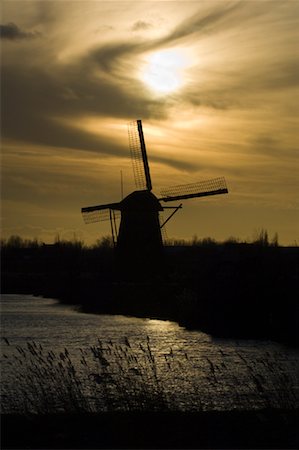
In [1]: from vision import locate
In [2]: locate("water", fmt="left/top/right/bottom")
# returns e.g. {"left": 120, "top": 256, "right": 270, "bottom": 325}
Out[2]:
{"left": 1, "top": 294, "right": 298, "bottom": 412}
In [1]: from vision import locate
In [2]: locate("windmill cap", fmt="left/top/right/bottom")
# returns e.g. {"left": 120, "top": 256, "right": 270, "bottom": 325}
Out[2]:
{"left": 119, "top": 190, "right": 163, "bottom": 212}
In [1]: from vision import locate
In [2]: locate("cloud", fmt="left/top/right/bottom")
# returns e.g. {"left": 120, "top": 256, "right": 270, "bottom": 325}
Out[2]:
{"left": 150, "top": 154, "right": 200, "bottom": 173}
{"left": 131, "top": 20, "right": 153, "bottom": 32}
{"left": 175, "top": 56, "right": 299, "bottom": 113}
{"left": 2, "top": 0, "right": 297, "bottom": 158}
{"left": 1, "top": 53, "right": 167, "bottom": 156}
{"left": 249, "top": 135, "right": 298, "bottom": 160}
{"left": 89, "top": 41, "right": 142, "bottom": 73}
{"left": 1, "top": 38, "right": 195, "bottom": 173}
{"left": 2, "top": 3, "right": 298, "bottom": 171}
{"left": 0, "top": 22, "right": 40, "bottom": 40}
{"left": 1, "top": 1, "right": 298, "bottom": 245}
{"left": 151, "top": 1, "right": 273, "bottom": 49}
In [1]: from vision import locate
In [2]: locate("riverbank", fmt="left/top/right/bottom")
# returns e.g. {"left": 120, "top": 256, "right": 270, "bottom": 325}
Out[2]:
{"left": 2, "top": 409, "right": 298, "bottom": 449}
{"left": 2, "top": 242, "right": 298, "bottom": 346}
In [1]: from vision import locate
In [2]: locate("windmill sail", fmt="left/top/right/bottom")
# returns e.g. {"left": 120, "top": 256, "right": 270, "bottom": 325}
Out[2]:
{"left": 81, "top": 119, "right": 229, "bottom": 267}
{"left": 128, "top": 120, "right": 152, "bottom": 191}
{"left": 160, "top": 177, "right": 228, "bottom": 202}
{"left": 81, "top": 202, "right": 120, "bottom": 224}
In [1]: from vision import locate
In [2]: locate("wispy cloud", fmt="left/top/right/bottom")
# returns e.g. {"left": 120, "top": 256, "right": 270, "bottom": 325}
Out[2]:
{"left": 1, "top": 1, "right": 298, "bottom": 244}
{"left": 0, "top": 22, "right": 40, "bottom": 40}
{"left": 156, "top": 1, "right": 244, "bottom": 46}
{"left": 1, "top": 54, "right": 166, "bottom": 155}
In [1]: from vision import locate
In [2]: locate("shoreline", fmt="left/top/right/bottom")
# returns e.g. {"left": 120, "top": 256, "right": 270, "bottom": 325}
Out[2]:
{"left": 2, "top": 244, "right": 299, "bottom": 346}
{"left": 3, "top": 278, "right": 298, "bottom": 347}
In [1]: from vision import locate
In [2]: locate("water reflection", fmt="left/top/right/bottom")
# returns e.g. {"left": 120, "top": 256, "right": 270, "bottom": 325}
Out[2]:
{"left": 1, "top": 294, "right": 299, "bottom": 412}
{"left": 145, "top": 318, "right": 178, "bottom": 331}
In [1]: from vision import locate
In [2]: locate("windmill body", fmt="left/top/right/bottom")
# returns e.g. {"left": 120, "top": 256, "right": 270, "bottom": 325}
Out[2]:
{"left": 117, "top": 190, "right": 163, "bottom": 251}
{"left": 81, "top": 120, "right": 228, "bottom": 274}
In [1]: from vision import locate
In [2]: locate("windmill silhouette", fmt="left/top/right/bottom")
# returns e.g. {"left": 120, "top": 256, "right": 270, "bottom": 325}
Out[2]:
{"left": 81, "top": 120, "right": 228, "bottom": 268}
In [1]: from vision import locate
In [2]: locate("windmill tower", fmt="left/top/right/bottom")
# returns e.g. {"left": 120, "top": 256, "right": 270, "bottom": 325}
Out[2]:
{"left": 81, "top": 120, "right": 228, "bottom": 275}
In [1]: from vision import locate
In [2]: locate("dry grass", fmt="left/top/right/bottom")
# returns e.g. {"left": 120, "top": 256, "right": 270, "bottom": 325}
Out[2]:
{"left": 1, "top": 337, "right": 168, "bottom": 414}
{"left": 1, "top": 337, "right": 298, "bottom": 414}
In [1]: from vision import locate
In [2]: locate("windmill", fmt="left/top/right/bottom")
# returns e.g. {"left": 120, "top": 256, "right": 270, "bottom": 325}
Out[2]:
{"left": 81, "top": 120, "right": 228, "bottom": 270}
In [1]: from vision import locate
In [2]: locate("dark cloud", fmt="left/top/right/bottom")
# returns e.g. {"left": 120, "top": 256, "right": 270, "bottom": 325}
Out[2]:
{"left": 150, "top": 154, "right": 200, "bottom": 173}
{"left": 1, "top": 46, "right": 193, "bottom": 172}
{"left": 2, "top": 151, "right": 198, "bottom": 209}
{"left": 1, "top": 53, "right": 167, "bottom": 156}
{"left": 250, "top": 135, "right": 298, "bottom": 159}
{"left": 255, "top": 61, "right": 299, "bottom": 91}
{"left": 86, "top": 3, "right": 250, "bottom": 78}
{"left": 0, "top": 22, "right": 40, "bottom": 40}
{"left": 131, "top": 20, "right": 153, "bottom": 32}
{"left": 1, "top": 1, "right": 297, "bottom": 167}
{"left": 90, "top": 41, "right": 142, "bottom": 73}
{"left": 177, "top": 56, "right": 299, "bottom": 111}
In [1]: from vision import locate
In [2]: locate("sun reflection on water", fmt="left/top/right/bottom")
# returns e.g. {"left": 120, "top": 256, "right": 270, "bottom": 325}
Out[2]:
{"left": 1, "top": 295, "right": 299, "bottom": 413}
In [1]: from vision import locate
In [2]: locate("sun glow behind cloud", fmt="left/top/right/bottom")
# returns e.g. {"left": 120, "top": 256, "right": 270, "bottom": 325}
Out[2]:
{"left": 1, "top": 1, "right": 299, "bottom": 245}
{"left": 141, "top": 49, "right": 190, "bottom": 94}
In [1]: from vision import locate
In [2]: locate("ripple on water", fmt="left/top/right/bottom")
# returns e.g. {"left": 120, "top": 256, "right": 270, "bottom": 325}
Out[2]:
{"left": 1, "top": 294, "right": 299, "bottom": 412}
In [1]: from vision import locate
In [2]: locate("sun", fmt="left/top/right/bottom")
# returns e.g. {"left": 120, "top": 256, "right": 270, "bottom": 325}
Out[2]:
{"left": 141, "top": 49, "right": 188, "bottom": 94}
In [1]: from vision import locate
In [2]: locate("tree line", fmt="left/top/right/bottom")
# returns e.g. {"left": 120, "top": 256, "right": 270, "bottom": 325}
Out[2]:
{"left": 1, "top": 228, "right": 281, "bottom": 250}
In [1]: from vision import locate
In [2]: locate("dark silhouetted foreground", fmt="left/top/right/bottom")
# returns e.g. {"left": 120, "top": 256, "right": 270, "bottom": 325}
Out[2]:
{"left": 1, "top": 235, "right": 299, "bottom": 450}
{"left": 1, "top": 234, "right": 298, "bottom": 345}
{"left": 2, "top": 409, "right": 298, "bottom": 449}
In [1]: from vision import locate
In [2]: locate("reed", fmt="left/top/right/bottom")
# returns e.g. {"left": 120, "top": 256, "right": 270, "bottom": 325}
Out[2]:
{"left": 1, "top": 337, "right": 169, "bottom": 414}
{"left": 1, "top": 337, "right": 297, "bottom": 414}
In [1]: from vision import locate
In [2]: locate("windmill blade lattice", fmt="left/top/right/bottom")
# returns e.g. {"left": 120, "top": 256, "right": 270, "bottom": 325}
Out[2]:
{"left": 160, "top": 177, "right": 228, "bottom": 202}
{"left": 81, "top": 119, "right": 229, "bottom": 257}
{"left": 82, "top": 208, "right": 121, "bottom": 224}
{"left": 81, "top": 202, "right": 121, "bottom": 224}
{"left": 128, "top": 120, "right": 152, "bottom": 191}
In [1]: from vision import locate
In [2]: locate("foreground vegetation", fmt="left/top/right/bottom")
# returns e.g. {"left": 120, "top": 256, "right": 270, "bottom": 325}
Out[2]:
{"left": 2, "top": 337, "right": 298, "bottom": 414}
{"left": 1, "top": 337, "right": 167, "bottom": 414}
{"left": 0, "top": 228, "right": 282, "bottom": 249}
{"left": 2, "top": 337, "right": 298, "bottom": 448}
{"left": 1, "top": 231, "right": 298, "bottom": 447}
{"left": 1, "top": 232, "right": 298, "bottom": 345}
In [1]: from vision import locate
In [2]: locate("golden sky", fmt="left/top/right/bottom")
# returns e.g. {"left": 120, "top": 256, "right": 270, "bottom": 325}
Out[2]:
{"left": 1, "top": 1, "right": 298, "bottom": 245}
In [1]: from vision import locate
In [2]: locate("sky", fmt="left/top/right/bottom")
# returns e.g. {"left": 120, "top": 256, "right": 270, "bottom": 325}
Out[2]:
{"left": 1, "top": 0, "right": 298, "bottom": 245}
